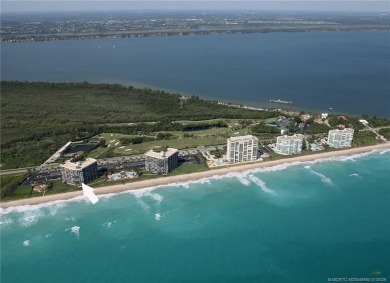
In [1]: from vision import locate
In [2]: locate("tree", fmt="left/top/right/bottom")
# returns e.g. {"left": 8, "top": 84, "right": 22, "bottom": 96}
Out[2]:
{"left": 293, "top": 116, "right": 301, "bottom": 123}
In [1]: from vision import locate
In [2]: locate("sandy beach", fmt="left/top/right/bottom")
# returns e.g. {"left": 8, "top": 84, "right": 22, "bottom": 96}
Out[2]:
{"left": 1, "top": 143, "right": 389, "bottom": 209}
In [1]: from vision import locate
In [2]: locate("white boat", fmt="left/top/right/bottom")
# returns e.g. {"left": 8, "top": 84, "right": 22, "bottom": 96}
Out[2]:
{"left": 82, "top": 183, "right": 99, "bottom": 204}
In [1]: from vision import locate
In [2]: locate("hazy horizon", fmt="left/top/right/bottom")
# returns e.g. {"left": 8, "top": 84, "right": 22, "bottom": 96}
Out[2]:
{"left": 1, "top": 1, "right": 389, "bottom": 13}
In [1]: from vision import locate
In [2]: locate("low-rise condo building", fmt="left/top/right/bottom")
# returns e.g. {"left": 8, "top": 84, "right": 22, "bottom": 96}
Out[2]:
{"left": 60, "top": 158, "right": 98, "bottom": 186}
{"left": 275, "top": 134, "right": 304, "bottom": 155}
{"left": 227, "top": 135, "right": 258, "bottom": 164}
{"left": 145, "top": 148, "right": 179, "bottom": 175}
{"left": 327, "top": 128, "right": 354, "bottom": 148}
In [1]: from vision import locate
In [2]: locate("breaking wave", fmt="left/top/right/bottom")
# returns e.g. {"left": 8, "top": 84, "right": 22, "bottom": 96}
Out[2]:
{"left": 248, "top": 175, "right": 277, "bottom": 196}
{"left": 65, "top": 226, "right": 80, "bottom": 238}
{"left": 1, "top": 195, "right": 84, "bottom": 216}
{"left": 18, "top": 209, "right": 44, "bottom": 227}
{"left": 23, "top": 240, "right": 30, "bottom": 247}
{"left": 0, "top": 217, "right": 13, "bottom": 227}
{"left": 305, "top": 166, "right": 336, "bottom": 187}
{"left": 128, "top": 188, "right": 164, "bottom": 212}
{"left": 1, "top": 147, "right": 387, "bottom": 215}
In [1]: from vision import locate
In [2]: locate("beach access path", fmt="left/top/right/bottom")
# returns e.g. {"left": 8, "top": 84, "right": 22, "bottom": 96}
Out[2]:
{"left": 1, "top": 143, "right": 389, "bottom": 209}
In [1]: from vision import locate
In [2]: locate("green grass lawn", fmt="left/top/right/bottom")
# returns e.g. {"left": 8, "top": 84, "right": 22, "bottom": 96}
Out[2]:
{"left": 87, "top": 133, "right": 228, "bottom": 158}
{"left": 2, "top": 179, "right": 79, "bottom": 201}
{"left": 45, "top": 180, "right": 80, "bottom": 195}
{"left": 2, "top": 185, "right": 33, "bottom": 200}
{"left": 88, "top": 118, "right": 273, "bottom": 157}
{"left": 1, "top": 173, "right": 30, "bottom": 199}
{"left": 170, "top": 162, "right": 209, "bottom": 175}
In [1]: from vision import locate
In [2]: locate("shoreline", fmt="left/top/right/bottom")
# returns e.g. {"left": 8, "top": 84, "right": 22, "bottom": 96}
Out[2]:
{"left": 1, "top": 143, "right": 389, "bottom": 209}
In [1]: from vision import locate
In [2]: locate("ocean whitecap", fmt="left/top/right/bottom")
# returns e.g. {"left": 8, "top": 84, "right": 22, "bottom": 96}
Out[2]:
{"left": 349, "top": 173, "right": 361, "bottom": 178}
{"left": 103, "top": 222, "right": 112, "bottom": 228}
{"left": 65, "top": 226, "right": 80, "bottom": 238}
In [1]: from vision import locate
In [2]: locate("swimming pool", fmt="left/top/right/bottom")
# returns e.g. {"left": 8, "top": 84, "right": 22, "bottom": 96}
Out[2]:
{"left": 111, "top": 173, "right": 121, "bottom": 180}
{"left": 126, "top": 172, "right": 134, "bottom": 177}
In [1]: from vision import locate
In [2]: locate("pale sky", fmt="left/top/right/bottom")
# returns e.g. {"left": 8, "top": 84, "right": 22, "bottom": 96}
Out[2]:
{"left": 1, "top": 1, "right": 389, "bottom": 13}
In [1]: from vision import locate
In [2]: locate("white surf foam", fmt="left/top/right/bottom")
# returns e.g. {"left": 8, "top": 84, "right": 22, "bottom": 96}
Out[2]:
{"left": 136, "top": 197, "right": 151, "bottom": 213}
{"left": 127, "top": 188, "right": 164, "bottom": 211}
{"left": 379, "top": 149, "right": 390, "bottom": 155}
{"left": 65, "top": 226, "right": 80, "bottom": 238}
{"left": 65, "top": 216, "right": 76, "bottom": 222}
{"left": 18, "top": 210, "right": 44, "bottom": 227}
{"left": 103, "top": 222, "right": 112, "bottom": 228}
{"left": 235, "top": 174, "right": 251, "bottom": 186}
{"left": 1, "top": 195, "right": 84, "bottom": 216}
{"left": 48, "top": 203, "right": 66, "bottom": 216}
{"left": 23, "top": 240, "right": 30, "bottom": 247}
{"left": 0, "top": 217, "right": 13, "bottom": 226}
{"left": 145, "top": 192, "right": 164, "bottom": 204}
{"left": 155, "top": 213, "right": 161, "bottom": 221}
{"left": 248, "top": 175, "right": 277, "bottom": 196}
{"left": 349, "top": 173, "right": 362, "bottom": 178}
{"left": 305, "top": 167, "right": 336, "bottom": 187}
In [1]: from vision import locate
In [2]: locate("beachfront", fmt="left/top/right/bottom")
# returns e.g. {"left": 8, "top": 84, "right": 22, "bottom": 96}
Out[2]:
{"left": 1, "top": 143, "right": 389, "bottom": 209}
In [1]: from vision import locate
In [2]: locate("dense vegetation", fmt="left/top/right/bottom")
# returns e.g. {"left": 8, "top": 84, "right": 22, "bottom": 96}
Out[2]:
{"left": 1, "top": 81, "right": 280, "bottom": 168}
{"left": 378, "top": 128, "right": 390, "bottom": 139}
{"left": 352, "top": 131, "right": 378, "bottom": 146}
{"left": 251, "top": 122, "right": 279, "bottom": 134}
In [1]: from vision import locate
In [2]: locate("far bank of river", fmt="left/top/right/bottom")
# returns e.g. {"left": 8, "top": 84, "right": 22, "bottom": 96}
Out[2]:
{"left": 2, "top": 31, "right": 389, "bottom": 117}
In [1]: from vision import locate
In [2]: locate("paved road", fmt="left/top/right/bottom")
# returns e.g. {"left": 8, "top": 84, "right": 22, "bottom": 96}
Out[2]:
{"left": 0, "top": 168, "right": 30, "bottom": 176}
{"left": 0, "top": 144, "right": 225, "bottom": 176}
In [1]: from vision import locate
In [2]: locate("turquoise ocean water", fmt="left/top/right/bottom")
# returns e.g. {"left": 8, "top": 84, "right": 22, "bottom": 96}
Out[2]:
{"left": 1, "top": 150, "right": 389, "bottom": 283}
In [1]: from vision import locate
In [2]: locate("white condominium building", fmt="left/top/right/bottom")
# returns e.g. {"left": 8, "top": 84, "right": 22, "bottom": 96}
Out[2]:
{"left": 145, "top": 148, "right": 179, "bottom": 175}
{"left": 227, "top": 135, "right": 258, "bottom": 164}
{"left": 275, "top": 134, "right": 304, "bottom": 155}
{"left": 60, "top": 158, "right": 99, "bottom": 187}
{"left": 327, "top": 128, "right": 354, "bottom": 148}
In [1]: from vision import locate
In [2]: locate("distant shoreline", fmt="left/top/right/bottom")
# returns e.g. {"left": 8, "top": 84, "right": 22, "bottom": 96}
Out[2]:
{"left": 3, "top": 28, "right": 389, "bottom": 43}
{"left": 1, "top": 143, "right": 389, "bottom": 209}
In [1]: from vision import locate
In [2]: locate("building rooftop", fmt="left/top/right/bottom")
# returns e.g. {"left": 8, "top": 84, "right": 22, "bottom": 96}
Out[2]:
{"left": 278, "top": 134, "right": 304, "bottom": 141}
{"left": 145, "top": 148, "right": 178, "bottom": 159}
{"left": 227, "top": 135, "right": 258, "bottom": 142}
{"left": 61, "top": 158, "right": 97, "bottom": 170}
{"left": 329, "top": 128, "right": 354, "bottom": 134}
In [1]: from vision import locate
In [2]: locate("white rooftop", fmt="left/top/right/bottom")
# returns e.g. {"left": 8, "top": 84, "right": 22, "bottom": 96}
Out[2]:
{"left": 61, "top": 158, "right": 97, "bottom": 170}
{"left": 228, "top": 135, "right": 258, "bottom": 142}
{"left": 278, "top": 134, "right": 304, "bottom": 141}
{"left": 145, "top": 148, "right": 178, "bottom": 159}
{"left": 329, "top": 128, "right": 354, "bottom": 134}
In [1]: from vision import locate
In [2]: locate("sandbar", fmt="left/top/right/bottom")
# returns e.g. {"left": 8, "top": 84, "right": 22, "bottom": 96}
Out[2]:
{"left": 1, "top": 143, "right": 389, "bottom": 209}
